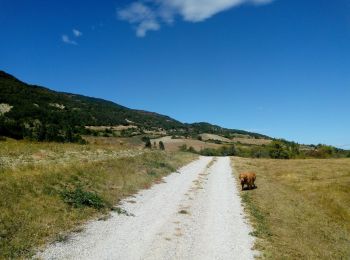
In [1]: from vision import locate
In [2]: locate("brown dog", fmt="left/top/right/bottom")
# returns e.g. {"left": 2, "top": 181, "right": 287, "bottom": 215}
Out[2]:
{"left": 239, "top": 172, "right": 256, "bottom": 190}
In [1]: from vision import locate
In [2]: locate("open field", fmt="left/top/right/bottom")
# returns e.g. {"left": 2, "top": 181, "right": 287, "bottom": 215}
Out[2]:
{"left": 200, "top": 133, "right": 272, "bottom": 146}
{"left": 232, "top": 157, "right": 350, "bottom": 259}
{"left": 0, "top": 138, "right": 143, "bottom": 169}
{"left": 199, "top": 133, "right": 231, "bottom": 142}
{"left": 231, "top": 137, "right": 272, "bottom": 146}
{"left": 152, "top": 136, "right": 222, "bottom": 152}
{"left": 0, "top": 139, "right": 197, "bottom": 258}
{"left": 85, "top": 125, "right": 138, "bottom": 131}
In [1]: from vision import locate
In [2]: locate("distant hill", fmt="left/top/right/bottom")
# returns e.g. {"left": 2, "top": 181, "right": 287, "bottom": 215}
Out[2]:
{"left": 0, "top": 70, "right": 269, "bottom": 142}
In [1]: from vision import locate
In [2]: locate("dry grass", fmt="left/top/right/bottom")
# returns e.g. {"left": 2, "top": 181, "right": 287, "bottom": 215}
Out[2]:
{"left": 199, "top": 133, "right": 231, "bottom": 142}
{"left": 232, "top": 157, "right": 350, "bottom": 259}
{"left": 198, "top": 133, "right": 272, "bottom": 146}
{"left": 0, "top": 138, "right": 141, "bottom": 169}
{"left": 84, "top": 136, "right": 144, "bottom": 148}
{"left": 0, "top": 139, "right": 197, "bottom": 258}
{"left": 85, "top": 125, "right": 138, "bottom": 131}
{"left": 153, "top": 136, "right": 222, "bottom": 152}
{"left": 231, "top": 137, "right": 272, "bottom": 145}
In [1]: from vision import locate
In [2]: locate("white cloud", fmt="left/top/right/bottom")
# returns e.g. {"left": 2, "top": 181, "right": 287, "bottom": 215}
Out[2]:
{"left": 118, "top": 2, "right": 160, "bottom": 37}
{"left": 73, "top": 29, "right": 83, "bottom": 37}
{"left": 118, "top": 0, "right": 274, "bottom": 37}
{"left": 62, "top": 34, "right": 77, "bottom": 45}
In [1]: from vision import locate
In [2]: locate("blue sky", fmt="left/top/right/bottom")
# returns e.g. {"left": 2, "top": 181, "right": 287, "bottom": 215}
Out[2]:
{"left": 1, "top": 0, "right": 350, "bottom": 147}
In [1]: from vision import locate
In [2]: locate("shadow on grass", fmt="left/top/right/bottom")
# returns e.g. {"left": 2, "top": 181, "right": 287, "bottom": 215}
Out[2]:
{"left": 242, "top": 186, "right": 258, "bottom": 191}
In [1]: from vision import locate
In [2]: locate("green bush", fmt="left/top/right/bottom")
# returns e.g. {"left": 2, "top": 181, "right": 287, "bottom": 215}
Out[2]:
{"left": 268, "top": 141, "right": 290, "bottom": 159}
{"left": 60, "top": 187, "right": 106, "bottom": 209}
{"left": 159, "top": 141, "right": 165, "bottom": 150}
{"left": 197, "top": 145, "right": 236, "bottom": 156}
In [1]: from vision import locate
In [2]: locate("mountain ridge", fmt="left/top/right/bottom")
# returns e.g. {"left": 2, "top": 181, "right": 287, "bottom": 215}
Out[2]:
{"left": 0, "top": 70, "right": 269, "bottom": 141}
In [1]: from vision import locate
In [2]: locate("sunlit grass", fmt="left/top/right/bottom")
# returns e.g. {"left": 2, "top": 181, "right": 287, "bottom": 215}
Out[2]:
{"left": 0, "top": 139, "right": 197, "bottom": 258}
{"left": 0, "top": 138, "right": 139, "bottom": 169}
{"left": 232, "top": 157, "right": 350, "bottom": 259}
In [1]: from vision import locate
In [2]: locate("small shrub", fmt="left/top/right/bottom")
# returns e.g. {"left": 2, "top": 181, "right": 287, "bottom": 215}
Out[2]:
{"left": 187, "top": 146, "right": 197, "bottom": 153}
{"left": 147, "top": 171, "right": 157, "bottom": 176}
{"left": 159, "top": 141, "right": 165, "bottom": 150}
{"left": 60, "top": 187, "right": 105, "bottom": 209}
{"left": 142, "top": 137, "right": 152, "bottom": 149}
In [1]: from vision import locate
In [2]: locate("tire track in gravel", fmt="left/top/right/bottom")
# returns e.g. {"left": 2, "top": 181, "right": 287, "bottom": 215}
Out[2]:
{"left": 38, "top": 156, "right": 257, "bottom": 260}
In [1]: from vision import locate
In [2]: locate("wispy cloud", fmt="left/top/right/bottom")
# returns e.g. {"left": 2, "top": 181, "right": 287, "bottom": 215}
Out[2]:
{"left": 72, "top": 29, "right": 83, "bottom": 37}
{"left": 118, "top": 0, "right": 274, "bottom": 37}
{"left": 62, "top": 28, "right": 83, "bottom": 45}
{"left": 62, "top": 34, "right": 77, "bottom": 45}
{"left": 118, "top": 2, "right": 160, "bottom": 37}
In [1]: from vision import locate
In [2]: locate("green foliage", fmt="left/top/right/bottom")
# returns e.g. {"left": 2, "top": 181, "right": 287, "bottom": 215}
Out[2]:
{"left": 60, "top": 187, "right": 106, "bottom": 209}
{"left": 186, "top": 122, "right": 270, "bottom": 139}
{"left": 0, "top": 70, "right": 275, "bottom": 143}
{"left": 206, "top": 139, "right": 223, "bottom": 144}
{"left": 198, "top": 145, "right": 236, "bottom": 156}
{"left": 268, "top": 140, "right": 290, "bottom": 159}
{"left": 219, "top": 145, "right": 237, "bottom": 156}
{"left": 0, "top": 71, "right": 184, "bottom": 142}
{"left": 159, "top": 141, "right": 165, "bottom": 150}
{"left": 187, "top": 146, "right": 196, "bottom": 153}
{"left": 144, "top": 138, "right": 152, "bottom": 149}
{"left": 198, "top": 148, "right": 218, "bottom": 156}
{"left": 181, "top": 145, "right": 236, "bottom": 156}
{"left": 1, "top": 70, "right": 349, "bottom": 158}
{"left": 304, "top": 144, "right": 344, "bottom": 158}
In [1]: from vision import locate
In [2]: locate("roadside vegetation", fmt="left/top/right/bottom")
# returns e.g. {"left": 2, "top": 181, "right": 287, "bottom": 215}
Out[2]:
{"left": 232, "top": 157, "right": 350, "bottom": 259}
{"left": 174, "top": 139, "right": 349, "bottom": 159}
{"left": 0, "top": 139, "right": 197, "bottom": 258}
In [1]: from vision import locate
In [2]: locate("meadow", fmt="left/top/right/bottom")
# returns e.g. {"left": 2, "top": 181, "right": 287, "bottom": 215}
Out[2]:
{"left": 232, "top": 157, "right": 350, "bottom": 259}
{"left": 0, "top": 139, "right": 196, "bottom": 258}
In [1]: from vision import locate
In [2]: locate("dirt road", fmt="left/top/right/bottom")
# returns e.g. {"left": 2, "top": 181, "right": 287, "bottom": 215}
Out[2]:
{"left": 39, "top": 157, "right": 256, "bottom": 259}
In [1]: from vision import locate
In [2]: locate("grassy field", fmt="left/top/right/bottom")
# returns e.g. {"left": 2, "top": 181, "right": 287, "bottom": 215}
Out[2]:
{"left": 0, "top": 139, "right": 197, "bottom": 258}
{"left": 0, "top": 138, "right": 143, "bottom": 169}
{"left": 152, "top": 136, "right": 222, "bottom": 152}
{"left": 232, "top": 157, "right": 350, "bottom": 259}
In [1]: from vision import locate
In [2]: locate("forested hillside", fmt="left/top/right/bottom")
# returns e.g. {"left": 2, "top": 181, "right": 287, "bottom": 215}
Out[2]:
{"left": 0, "top": 71, "right": 267, "bottom": 142}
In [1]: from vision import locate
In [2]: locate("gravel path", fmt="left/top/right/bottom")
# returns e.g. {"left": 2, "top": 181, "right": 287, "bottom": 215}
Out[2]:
{"left": 39, "top": 156, "right": 256, "bottom": 260}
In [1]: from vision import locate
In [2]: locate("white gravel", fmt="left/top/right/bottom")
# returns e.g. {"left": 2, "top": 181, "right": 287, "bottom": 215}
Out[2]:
{"left": 38, "top": 156, "right": 256, "bottom": 260}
